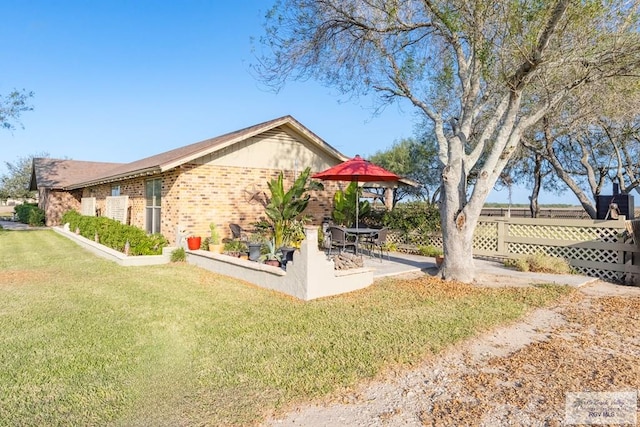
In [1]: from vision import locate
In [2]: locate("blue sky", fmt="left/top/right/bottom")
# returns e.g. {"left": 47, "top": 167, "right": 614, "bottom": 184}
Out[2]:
{"left": 0, "top": 1, "right": 575, "bottom": 205}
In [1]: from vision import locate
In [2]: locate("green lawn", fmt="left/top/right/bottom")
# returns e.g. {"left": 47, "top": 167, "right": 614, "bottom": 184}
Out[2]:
{"left": 0, "top": 229, "right": 572, "bottom": 426}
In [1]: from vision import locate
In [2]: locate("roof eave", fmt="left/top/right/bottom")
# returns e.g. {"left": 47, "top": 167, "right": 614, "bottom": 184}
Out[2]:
{"left": 66, "top": 166, "right": 162, "bottom": 190}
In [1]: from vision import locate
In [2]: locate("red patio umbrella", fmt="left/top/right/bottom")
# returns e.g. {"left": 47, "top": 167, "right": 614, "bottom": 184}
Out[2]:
{"left": 312, "top": 155, "right": 400, "bottom": 229}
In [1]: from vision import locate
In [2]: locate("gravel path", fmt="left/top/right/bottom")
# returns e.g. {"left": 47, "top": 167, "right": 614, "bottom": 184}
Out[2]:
{"left": 264, "top": 280, "right": 640, "bottom": 426}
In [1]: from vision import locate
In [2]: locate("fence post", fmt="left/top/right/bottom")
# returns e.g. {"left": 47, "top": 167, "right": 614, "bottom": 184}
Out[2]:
{"left": 496, "top": 219, "right": 506, "bottom": 256}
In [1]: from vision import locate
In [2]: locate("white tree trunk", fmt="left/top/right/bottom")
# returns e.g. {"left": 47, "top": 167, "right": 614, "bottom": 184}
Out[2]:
{"left": 440, "top": 211, "right": 476, "bottom": 283}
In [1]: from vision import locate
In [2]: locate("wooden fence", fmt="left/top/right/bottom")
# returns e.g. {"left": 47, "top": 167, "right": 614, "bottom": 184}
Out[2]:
{"left": 387, "top": 216, "right": 640, "bottom": 284}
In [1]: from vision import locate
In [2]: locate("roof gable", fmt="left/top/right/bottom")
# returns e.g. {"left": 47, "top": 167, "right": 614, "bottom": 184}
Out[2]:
{"left": 65, "top": 115, "right": 347, "bottom": 189}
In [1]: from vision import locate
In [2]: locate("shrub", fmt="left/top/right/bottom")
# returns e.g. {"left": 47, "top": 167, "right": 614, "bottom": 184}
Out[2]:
{"left": 504, "top": 253, "right": 573, "bottom": 274}
{"left": 382, "top": 241, "right": 397, "bottom": 252}
{"left": 27, "top": 207, "right": 45, "bottom": 226}
{"left": 223, "top": 240, "right": 248, "bottom": 255}
{"left": 201, "top": 237, "right": 210, "bottom": 250}
{"left": 61, "top": 210, "right": 168, "bottom": 255}
{"left": 417, "top": 244, "right": 443, "bottom": 257}
{"left": 364, "top": 201, "right": 440, "bottom": 234}
{"left": 170, "top": 247, "right": 186, "bottom": 262}
{"left": 14, "top": 203, "right": 46, "bottom": 226}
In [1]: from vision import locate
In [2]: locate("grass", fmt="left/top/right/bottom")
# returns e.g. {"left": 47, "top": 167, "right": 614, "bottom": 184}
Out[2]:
{"left": 0, "top": 229, "right": 574, "bottom": 426}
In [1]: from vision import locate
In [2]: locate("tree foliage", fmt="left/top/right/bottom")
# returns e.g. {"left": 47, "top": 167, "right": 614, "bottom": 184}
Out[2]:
{"left": 257, "top": 0, "right": 640, "bottom": 282}
{"left": 368, "top": 136, "right": 441, "bottom": 205}
{"left": 0, "top": 153, "right": 48, "bottom": 201}
{"left": 0, "top": 89, "right": 34, "bottom": 130}
{"left": 508, "top": 72, "right": 640, "bottom": 218}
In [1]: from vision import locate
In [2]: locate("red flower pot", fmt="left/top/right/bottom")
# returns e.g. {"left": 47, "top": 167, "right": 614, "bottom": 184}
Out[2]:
{"left": 187, "top": 236, "right": 201, "bottom": 250}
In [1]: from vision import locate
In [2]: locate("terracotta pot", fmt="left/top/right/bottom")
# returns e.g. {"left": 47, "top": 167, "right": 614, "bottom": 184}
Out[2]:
{"left": 264, "top": 259, "right": 280, "bottom": 267}
{"left": 187, "top": 236, "right": 201, "bottom": 250}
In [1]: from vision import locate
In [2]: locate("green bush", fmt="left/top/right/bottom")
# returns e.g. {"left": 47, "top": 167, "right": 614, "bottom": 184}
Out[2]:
{"left": 27, "top": 207, "right": 45, "bottom": 226}
{"left": 14, "top": 203, "right": 44, "bottom": 225}
{"left": 61, "top": 210, "right": 168, "bottom": 255}
{"left": 363, "top": 201, "right": 440, "bottom": 235}
{"left": 417, "top": 244, "right": 443, "bottom": 257}
{"left": 170, "top": 247, "right": 186, "bottom": 262}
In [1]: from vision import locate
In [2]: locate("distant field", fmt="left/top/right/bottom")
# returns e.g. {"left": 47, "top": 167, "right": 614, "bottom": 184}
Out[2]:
{"left": 483, "top": 203, "right": 580, "bottom": 208}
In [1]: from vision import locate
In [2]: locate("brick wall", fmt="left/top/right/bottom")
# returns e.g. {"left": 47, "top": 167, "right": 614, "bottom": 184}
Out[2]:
{"left": 174, "top": 163, "right": 339, "bottom": 243}
{"left": 68, "top": 164, "right": 340, "bottom": 245}
{"left": 42, "top": 189, "right": 82, "bottom": 226}
{"left": 82, "top": 177, "right": 147, "bottom": 228}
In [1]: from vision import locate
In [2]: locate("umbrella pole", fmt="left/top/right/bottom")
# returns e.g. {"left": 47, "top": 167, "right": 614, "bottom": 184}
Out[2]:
{"left": 355, "top": 180, "right": 359, "bottom": 230}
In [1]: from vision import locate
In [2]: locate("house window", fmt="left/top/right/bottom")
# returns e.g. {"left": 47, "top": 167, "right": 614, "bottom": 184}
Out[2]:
{"left": 111, "top": 185, "right": 120, "bottom": 196}
{"left": 145, "top": 178, "right": 162, "bottom": 234}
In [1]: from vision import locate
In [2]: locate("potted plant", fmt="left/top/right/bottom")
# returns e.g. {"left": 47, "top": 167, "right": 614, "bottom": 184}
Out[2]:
{"left": 186, "top": 235, "right": 201, "bottom": 250}
{"left": 223, "top": 240, "right": 248, "bottom": 257}
{"left": 264, "top": 167, "right": 323, "bottom": 248}
{"left": 208, "top": 223, "right": 223, "bottom": 253}
{"left": 247, "top": 234, "right": 265, "bottom": 262}
{"left": 201, "top": 237, "right": 210, "bottom": 250}
{"left": 280, "top": 218, "right": 307, "bottom": 268}
{"left": 260, "top": 239, "right": 282, "bottom": 267}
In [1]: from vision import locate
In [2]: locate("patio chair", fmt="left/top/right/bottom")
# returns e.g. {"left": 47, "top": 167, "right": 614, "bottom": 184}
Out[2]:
{"left": 229, "top": 223, "right": 249, "bottom": 242}
{"left": 364, "top": 228, "right": 390, "bottom": 261}
{"left": 327, "top": 226, "right": 357, "bottom": 255}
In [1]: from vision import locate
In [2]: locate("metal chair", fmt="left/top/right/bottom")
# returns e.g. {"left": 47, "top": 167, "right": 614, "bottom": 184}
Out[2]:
{"left": 327, "top": 226, "right": 357, "bottom": 255}
{"left": 364, "top": 228, "right": 389, "bottom": 260}
{"left": 229, "top": 223, "right": 249, "bottom": 242}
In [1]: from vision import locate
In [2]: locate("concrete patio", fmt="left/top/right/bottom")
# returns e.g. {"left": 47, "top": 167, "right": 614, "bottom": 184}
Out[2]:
{"left": 360, "top": 250, "right": 596, "bottom": 288}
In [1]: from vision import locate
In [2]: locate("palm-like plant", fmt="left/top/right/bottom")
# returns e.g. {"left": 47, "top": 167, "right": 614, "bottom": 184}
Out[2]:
{"left": 264, "top": 167, "right": 323, "bottom": 248}
{"left": 332, "top": 181, "right": 370, "bottom": 227}
{"left": 259, "top": 238, "right": 282, "bottom": 263}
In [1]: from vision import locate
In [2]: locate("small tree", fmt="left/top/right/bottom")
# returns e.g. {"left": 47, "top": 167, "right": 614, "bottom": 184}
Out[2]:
{"left": 264, "top": 167, "right": 323, "bottom": 247}
{"left": 369, "top": 136, "right": 441, "bottom": 205}
{"left": 0, "top": 152, "right": 49, "bottom": 202}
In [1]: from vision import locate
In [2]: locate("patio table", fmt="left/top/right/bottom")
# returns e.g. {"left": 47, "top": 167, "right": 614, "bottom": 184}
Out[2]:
{"left": 345, "top": 227, "right": 379, "bottom": 255}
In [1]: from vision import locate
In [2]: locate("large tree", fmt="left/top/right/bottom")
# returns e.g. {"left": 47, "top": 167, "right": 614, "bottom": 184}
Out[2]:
{"left": 0, "top": 89, "right": 33, "bottom": 130}
{"left": 257, "top": 0, "right": 640, "bottom": 282}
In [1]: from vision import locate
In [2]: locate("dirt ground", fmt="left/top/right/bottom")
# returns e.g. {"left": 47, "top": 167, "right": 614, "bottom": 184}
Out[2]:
{"left": 264, "top": 280, "right": 640, "bottom": 426}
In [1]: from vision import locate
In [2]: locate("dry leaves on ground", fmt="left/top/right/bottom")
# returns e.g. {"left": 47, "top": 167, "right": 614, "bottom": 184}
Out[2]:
{"left": 421, "top": 293, "right": 640, "bottom": 426}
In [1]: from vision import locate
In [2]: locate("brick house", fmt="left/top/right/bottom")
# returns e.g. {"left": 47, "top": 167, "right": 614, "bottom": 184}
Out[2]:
{"left": 30, "top": 115, "right": 353, "bottom": 243}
